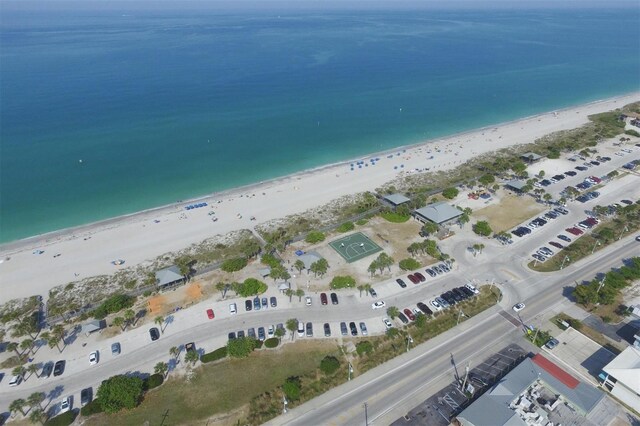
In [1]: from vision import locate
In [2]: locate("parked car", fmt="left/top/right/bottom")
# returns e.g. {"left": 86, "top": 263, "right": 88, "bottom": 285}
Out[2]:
{"left": 324, "top": 323, "right": 331, "bottom": 337}
{"left": 261, "top": 297, "right": 268, "bottom": 309}
{"left": 306, "top": 322, "right": 313, "bottom": 337}
{"left": 382, "top": 318, "right": 393, "bottom": 329}
{"left": 229, "top": 303, "right": 237, "bottom": 314}
{"left": 430, "top": 299, "right": 443, "bottom": 311}
{"left": 206, "top": 308, "right": 215, "bottom": 319}
{"left": 414, "top": 272, "right": 426, "bottom": 282}
{"left": 80, "top": 387, "right": 92, "bottom": 407}
{"left": 465, "top": 283, "right": 479, "bottom": 294}
{"left": 372, "top": 301, "right": 386, "bottom": 309}
{"left": 228, "top": 331, "right": 236, "bottom": 340}
{"left": 403, "top": 309, "right": 415, "bottom": 321}
{"left": 89, "top": 351, "right": 99, "bottom": 365}
{"left": 8, "top": 374, "right": 23, "bottom": 387}
{"left": 349, "top": 322, "right": 358, "bottom": 336}
{"left": 149, "top": 327, "right": 160, "bottom": 341}
{"left": 305, "top": 296, "right": 312, "bottom": 306}
{"left": 245, "top": 299, "right": 252, "bottom": 311}
{"left": 270, "top": 296, "right": 278, "bottom": 307}
{"left": 297, "top": 321, "right": 305, "bottom": 337}
{"left": 545, "top": 338, "right": 559, "bottom": 350}
{"left": 396, "top": 278, "right": 407, "bottom": 288}
{"left": 512, "top": 303, "right": 525, "bottom": 312}
{"left": 417, "top": 302, "right": 432, "bottom": 315}
{"left": 253, "top": 297, "right": 261, "bottom": 311}
{"left": 557, "top": 234, "right": 571, "bottom": 242}
{"left": 258, "top": 327, "right": 266, "bottom": 341}
{"left": 425, "top": 268, "right": 436, "bottom": 278}
{"left": 41, "top": 361, "right": 54, "bottom": 377}
{"left": 340, "top": 322, "right": 348, "bottom": 336}
{"left": 248, "top": 327, "right": 256, "bottom": 338}
{"left": 237, "top": 330, "right": 245, "bottom": 338}
{"left": 330, "top": 292, "right": 339, "bottom": 305}
{"left": 59, "top": 396, "right": 71, "bottom": 413}
{"left": 53, "top": 360, "right": 66, "bottom": 377}
{"left": 549, "top": 241, "right": 564, "bottom": 249}
{"left": 397, "top": 313, "right": 409, "bottom": 324}
{"left": 369, "top": 288, "right": 378, "bottom": 298}
{"left": 359, "top": 322, "right": 368, "bottom": 336}
{"left": 407, "top": 274, "right": 419, "bottom": 284}
{"left": 320, "top": 293, "right": 328, "bottom": 305}
{"left": 268, "top": 325, "right": 275, "bottom": 338}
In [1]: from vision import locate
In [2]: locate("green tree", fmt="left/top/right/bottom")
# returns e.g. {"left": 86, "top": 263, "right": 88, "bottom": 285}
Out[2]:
{"left": 215, "top": 282, "right": 226, "bottom": 298}
{"left": 236, "top": 278, "right": 268, "bottom": 297}
{"left": 9, "top": 398, "right": 26, "bottom": 416}
{"left": 274, "top": 327, "right": 285, "bottom": 340}
{"left": 221, "top": 257, "right": 248, "bottom": 272}
{"left": 169, "top": 346, "right": 180, "bottom": 361}
{"left": 154, "top": 316, "right": 165, "bottom": 333}
{"left": 295, "top": 289, "right": 305, "bottom": 302}
{"left": 283, "top": 377, "right": 301, "bottom": 400}
{"left": 185, "top": 350, "right": 200, "bottom": 365}
{"left": 227, "top": 337, "right": 258, "bottom": 358}
{"left": 478, "top": 174, "right": 495, "bottom": 186}
{"left": 6, "top": 342, "right": 20, "bottom": 357}
{"left": 27, "top": 363, "right": 40, "bottom": 379}
{"left": 421, "top": 221, "right": 438, "bottom": 236}
{"left": 27, "top": 392, "right": 45, "bottom": 410}
{"left": 294, "top": 259, "right": 305, "bottom": 274}
{"left": 310, "top": 258, "right": 329, "bottom": 278}
{"left": 19, "top": 338, "right": 33, "bottom": 355}
{"left": 367, "top": 261, "right": 378, "bottom": 277}
{"left": 330, "top": 276, "right": 356, "bottom": 289}
{"left": 96, "top": 375, "right": 145, "bottom": 413}
{"left": 113, "top": 316, "right": 125, "bottom": 331}
{"left": 284, "top": 288, "right": 294, "bottom": 302}
{"left": 387, "top": 306, "right": 400, "bottom": 319}
{"left": 305, "top": 231, "right": 326, "bottom": 244}
{"left": 286, "top": 319, "right": 298, "bottom": 341}
{"left": 511, "top": 161, "right": 527, "bottom": 175}
{"left": 154, "top": 362, "right": 168, "bottom": 378}
{"left": 319, "top": 356, "right": 340, "bottom": 375}
{"left": 415, "top": 313, "right": 427, "bottom": 328}
{"left": 124, "top": 309, "right": 135, "bottom": 327}
{"left": 472, "top": 221, "right": 492, "bottom": 237}
{"left": 375, "top": 253, "right": 394, "bottom": 273}
{"left": 13, "top": 365, "right": 26, "bottom": 381}
{"left": 29, "top": 408, "right": 46, "bottom": 425}
{"left": 442, "top": 187, "right": 459, "bottom": 199}
{"left": 573, "top": 283, "right": 599, "bottom": 306}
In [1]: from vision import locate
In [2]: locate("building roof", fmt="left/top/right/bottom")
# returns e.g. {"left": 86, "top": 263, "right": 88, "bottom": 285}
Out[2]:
{"left": 81, "top": 319, "right": 104, "bottom": 335}
{"left": 532, "top": 353, "right": 579, "bottom": 388}
{"left": 258, "top": 267, "right": 271, "bottom": 278}
{"left": 505, "top": 179, "right": 527, "bottom": 191}
{"left": 457, "top": 356, "right": 604, "bottom": 426}
{"left": 155, "top": 265, "right": 184, "bottom": 287}
{"left": 521, "top": 152, "right": 542, "bottom": 161}
{"left": 383, "top": 193, "right": 411, "bottom": 206}
{"left": 298, "top": 251, "right": 322, "bottom": 270}
{"left": 414, "top": 202, "right": 462, "bottom": 224}
{"left": 603, "top": 346, "right": 640, "bottom": 393}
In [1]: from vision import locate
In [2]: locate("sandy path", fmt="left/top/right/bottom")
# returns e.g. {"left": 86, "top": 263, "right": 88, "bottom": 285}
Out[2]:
{"left": 1, "top": 93, "right": 638, "bottom": 303}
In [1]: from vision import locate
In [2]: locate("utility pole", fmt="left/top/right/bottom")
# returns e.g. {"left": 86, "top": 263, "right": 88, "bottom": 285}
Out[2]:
{"left": 348, "top": 362, "right": 353, "bottom": 381}
{"left": 591, "top": 239, "right": 601, "bottom": 255}
{"left": 532, "top": 323, "right": 540, "bottom": 346}
{"left": 618, "top": 225, "right": 629, "bottom": 240}
{"left": 597, "top": 277, "right": 606, "bottom": 293}
{"left": 283, "top": 395, "right": 288, "bottom": 414}
{"left": 460, "top": 363, "right": 470, "bottom": 391}
{"left": 364, "top": 402, "right": 369, "bottom": 426}
{"left": 560, "top": 255, "right": 570, "bottom": 270}
{"left": 457, "top": 310, "right": 466, "bottom": 326}
{"left": 450, "top": 353, "right": 460, "bottom": 382}
{"left": 406, "top": 335, "right": 413, "bottom": 352}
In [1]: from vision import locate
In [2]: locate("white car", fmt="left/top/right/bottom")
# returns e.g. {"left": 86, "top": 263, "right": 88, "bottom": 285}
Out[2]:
{"left": 305, "top": 296, "right": 312, "bottom": 306}
{"left": 8, "top": 375, "right": 22, "bottom": 387}
{"left": 430, "top": 299, "right": 443, "bottom": 311}
{"left": 382, "top": 318, "right": 393, "bottom": 329}
{"left": 267, "top": 325, "right": 275, "bottom": 338}
{"left": 89, "top": 351, "right": 99, "bottom": 365}
{"left": 229, "top": 303, "right": 237, "bottom": 315}
{"left": 465, "top": 283, "right": 480, "bottom": 294}
{"left": 512, "top": 303, "right": 525, "bottom": 312}
{"left": 60, "top": 397, "right": 71, "bottom": 413}
{"left": 372, "top": 301, "right": 386, "bottom": 310}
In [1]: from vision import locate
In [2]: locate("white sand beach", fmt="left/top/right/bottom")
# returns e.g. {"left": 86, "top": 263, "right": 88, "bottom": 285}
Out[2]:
{"left": 1, "top": 93, "right": 638, "bottom": 303}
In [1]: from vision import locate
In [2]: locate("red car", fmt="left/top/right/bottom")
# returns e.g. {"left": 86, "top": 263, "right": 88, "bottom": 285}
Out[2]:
{"left": 407, "top": 274, "right": 419, "bottom": 284}
{"left": 403, "top": 308, "right": 415, "bottom": 321}
{"left": 320, "top": 293, "right": 328, "bottom": 305}
{"left": 414, "top": 272, "right": 426, "bottom": 282}
{"left": 589, "top": 176, "right": 602, "bottom": 184}
{"left": 206, "top": 309, "right": 215, "bottom": 319}
{"left": 566, "top": 227, "right": 583, "bottom": 236}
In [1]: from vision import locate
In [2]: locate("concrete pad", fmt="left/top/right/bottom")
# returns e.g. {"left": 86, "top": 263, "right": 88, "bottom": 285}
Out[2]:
{"left": 544, "top": 327, "right": 616, "bottom": 386}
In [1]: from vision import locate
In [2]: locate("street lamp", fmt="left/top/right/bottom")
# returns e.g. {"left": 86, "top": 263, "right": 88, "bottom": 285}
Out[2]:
{"left": 406, "top": 335, "right": 413, "bottom": 352}
{"left": 597, "top": 277, "right": 606, "bottom": 293}
{"left": 348, "top": 362, "right": 353, "bottom": 381}
{"left": 560, "top": 255, "right": 570, "bottom": 270}
{"left": 283, "top": 395, "right": 288, "bottom": 414}
{"left": 457, "top": 310, "right": 466, "bottom": 326}
{"left": 618, "top": 225, "right": 629, "bottom": 240}
{"left": 591, "top": 239, "right": 601, "bottom": 255}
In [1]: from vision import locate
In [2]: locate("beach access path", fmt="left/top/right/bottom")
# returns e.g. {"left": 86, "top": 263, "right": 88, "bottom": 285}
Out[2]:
{"left": 0, "top": 93, "right": 638, "bottom": 303}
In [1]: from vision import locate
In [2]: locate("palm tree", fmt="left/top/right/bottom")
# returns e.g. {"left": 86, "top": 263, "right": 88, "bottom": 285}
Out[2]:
{"left": 294, "top": 259, "right": 305, "bottom": 274}
{"left": 27, "top": 392, "right": 45, "bottom": 410}
{"left": 29, "top": 408, "right": 46, "bottom": 425}
{"left": 51, "top": 324, "right": 65, "bottom": 352}
{"left": 284, "top": 288, "right": 294, "bottom": 302}
{"left": 113, "top": 316, "right": 125, "bottom": 331}
{"left": 367, "top": 261, "right": 378, "bottom": 277}
{"left": 27, "top": 364, "right": 39, "bottom": 379}
{"left": 6, "top": 342, "right": 20, "bottom": 357}
{"left": 286, "top": 319, "right": 298, "bottom": 341}
{"left": 155, "top": 316, "right": 165, "bottom": 333}
{"left": 386, "top": 306, "right": 399, "bottom": 319}
{"left": 364, "top": 284, "right": 372, "bottom": 296}
{"left": 169, "top": 346, "right": 180, "bottom": 361}
{"left": 154, "top": 361, "right": 169, "bottom": 378}
{"left": 295, "top": 289, "right": 305, "bottom": 302}
{"left": 357, "top": 285, "right": 365, "bottom": 297}
{"left": 184, "top": 350, "right": 200, "bottom": 365}
{"left": 9, "top": 398, "right": 26, "bottom": 416}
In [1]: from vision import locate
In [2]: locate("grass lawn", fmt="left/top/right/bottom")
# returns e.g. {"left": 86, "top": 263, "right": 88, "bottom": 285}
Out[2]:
{"left": 380, "top": 211, "right": 410, "bottom": 223}
{"left": 474, "top": 194, "right": 545, "bottom": 233}
{"left": 87, "top": 341, "right": 335, "bottom": 425}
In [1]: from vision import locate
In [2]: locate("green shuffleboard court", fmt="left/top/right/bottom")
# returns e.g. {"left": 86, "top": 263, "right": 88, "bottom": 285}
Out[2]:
{"left": 329, "top": 232, "right": 382, "bottom": 263}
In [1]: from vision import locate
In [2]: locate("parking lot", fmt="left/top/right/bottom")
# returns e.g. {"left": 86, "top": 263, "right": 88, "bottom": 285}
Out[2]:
{"left": 391, "top": 344, "right": 529, "bottom": 426}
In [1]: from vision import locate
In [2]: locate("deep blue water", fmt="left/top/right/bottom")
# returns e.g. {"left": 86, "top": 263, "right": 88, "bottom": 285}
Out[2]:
{"left": 1, "top": 5, "right": 639, "bottom": 243}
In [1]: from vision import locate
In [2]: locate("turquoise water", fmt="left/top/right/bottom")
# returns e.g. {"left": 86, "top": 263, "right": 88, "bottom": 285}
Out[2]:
{"left": 1, "top": 5, "right": 639, "bottom": 243}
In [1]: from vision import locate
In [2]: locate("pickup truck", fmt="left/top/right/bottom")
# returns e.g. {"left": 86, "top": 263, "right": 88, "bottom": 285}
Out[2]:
{"left": 185, "top": 342, "right": 196, "bottom": 353}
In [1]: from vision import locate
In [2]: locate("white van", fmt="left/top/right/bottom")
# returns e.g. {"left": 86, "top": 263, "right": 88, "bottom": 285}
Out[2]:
{"left": 297, "top": 320, "right": 305, "bottom": 337}
{"left": 229, "top": 303, "right": 237, "bottom": 315}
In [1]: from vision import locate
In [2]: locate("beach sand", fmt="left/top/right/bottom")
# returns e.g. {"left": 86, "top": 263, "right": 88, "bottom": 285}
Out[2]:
{"left": 1, "top": 93, "right": 638, "bottom": 303}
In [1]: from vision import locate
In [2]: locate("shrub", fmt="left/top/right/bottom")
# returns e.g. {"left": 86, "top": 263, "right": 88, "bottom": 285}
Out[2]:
{"left": 472, "top": 221, "right": 492, "bottom": 237}
{"left": 143, "top": 290, "right": 152, "bottom": 297}
{"left": 356, "top": 341, "right": 374, "bottom": 356}
{"left": 264, "top": 338, "right": 279, "bottom": 348}
{"left": 260, "top": 253, "right": 281, "bottom": 268}
{"left": 44, "top": 411, "right": 76, "bottom": 426}
{"left": 305, "top": 231, "right": 326, "bottom": 244}
{"left": 283, "top": 376, "right": 301, "bottom": 400}
{"left": 96, "top": 375, "right": 144, "bottom": 413}
{"left": 227, "top": 337, "right": 259, "bottom": 358}
{"left": 330, "top": 276, "right": 356, "bottom": 289}
{"left": 80, "top": 399, "right": 104, "bottom": 417}
{"left": 145, "top": 373, "right": 164, "bottom": 390}
{"left": 625, "top": 129, "right": 640, "bottom": 137}
{"left": 380, "top": 211, "right": 410, "bottom": 223}
{"left": 201, "top": 347, "right": 228, "bottom": 363}
{"left": 93, "top": 294, "right": 135, "bottom": 319}
{"left": 221, "top": 257, "right": 248, "bottom": 272}
{"left": 398, "top": 258, "right": 420, "bottom": 271}
{"left": 336, "top": 222, "right": 355, "bottom": 233}
{"left": 355, "top": 219, "right": 368, "bottom": 226}
{"left": 442, "top": 187, "right": 459, "bottom": 199}
{"left": 319, "top": 356, "right": 340, "bottom": 375}
{"left": 235, "top": 278, "right": 267, "bottom": 297}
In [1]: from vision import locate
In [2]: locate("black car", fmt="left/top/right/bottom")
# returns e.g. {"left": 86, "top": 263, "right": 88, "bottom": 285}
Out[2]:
{"left": 557, "top": 234, "right": 571, "bottom": 242}
{"left": 417, "top": 302, "right": 433, "bottom": 315}
{"left": 441, "top": 292, "right": 456, "bottom": 305}
{"left": 565, "top": 170, "right": 577, "bottom": 176}
{"left": 330, "top": 293, "right": 339, "bottom": 305}
{"left": 248, "top": 328, "right": 256, "bottom": 338}
{"left": 228, "top": 331, "right": 236, "bottom": 340}
{"left": 80, "top": 387, "right": 92, "bottom": 407}
{"left": 459, "top": 287, "right": 475, "bottom": 297}
{"left": 41, "top": 361, "right": 53, "bottom": 378}
{"left": 590, "top": 160, "right": 600, "bottom": 166}
{"left": 576, "top": 166, "right": 588, "bottom": 171}
{"left": 237, "top": 330, "right": 245, "bottom": 338}
{"left": 305, "top": 322, "right": 313, "bottom": 337}
{"left": 621, "top": 199, "right": 633, "bottom": 205}
{"left": 349, "top": 322, "right": 358, "bottom": 336}
{"left": 425, "top": 268, "right": 436, "bottom": 278}
{"left": 324, "top": 323, "right": 331, "bottom": 337}
{"left": 149, "top": 327, "right": 160, "bottom": 341}
{"left": 452, "top": 288, "right": 467, "bottom": 300}
{"left": 540, "top": 179, "right": 551, "bottom": 186}
{"left": 340, "top": 322, "right": 348, "bottom": 336}
{"left": 53, "top": 360, "right": 65, "bottom": 377}
{"left": 396, "top": 278, "right": 407, "bottom": 288}
{"left": 397, "top": 313, "right": 409, "bottom": 324}
{"left": 270, "top": 296, "right": 277, "bottom": 307}
{"left": 245, "top": 299, "right": 252, "bottom": 311}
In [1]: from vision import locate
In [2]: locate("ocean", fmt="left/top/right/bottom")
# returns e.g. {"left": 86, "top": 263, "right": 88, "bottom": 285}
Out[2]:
{"left": 1, "top": 4, "right": 639, "bottom": 243}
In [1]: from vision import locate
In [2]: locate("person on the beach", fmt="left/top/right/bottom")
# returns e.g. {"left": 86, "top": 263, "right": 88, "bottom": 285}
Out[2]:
{"left": 360, "top": 243, "right": 364, "bottom": 248}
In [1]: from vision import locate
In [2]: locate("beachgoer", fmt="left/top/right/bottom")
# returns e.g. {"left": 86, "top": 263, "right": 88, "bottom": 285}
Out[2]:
{"left": 341, "top": 243, "right": 345, "bottom": 247}
{"left": 360, "top": 243, "right": 364, "bottom": 247}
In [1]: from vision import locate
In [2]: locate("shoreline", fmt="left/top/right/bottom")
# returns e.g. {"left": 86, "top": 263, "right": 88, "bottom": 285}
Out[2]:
{"left": 2, "top": 91, "right": 638, "bottom": 254}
